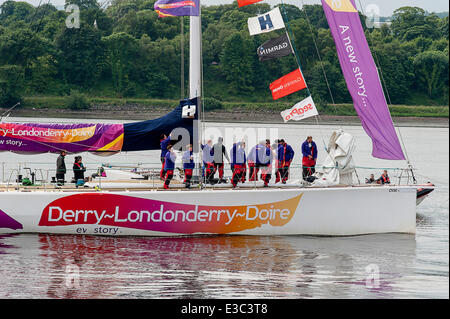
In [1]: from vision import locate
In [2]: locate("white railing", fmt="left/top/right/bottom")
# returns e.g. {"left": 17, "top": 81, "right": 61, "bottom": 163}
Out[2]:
{"left": 0, "top": 161, "right": 419, "bottom": 191}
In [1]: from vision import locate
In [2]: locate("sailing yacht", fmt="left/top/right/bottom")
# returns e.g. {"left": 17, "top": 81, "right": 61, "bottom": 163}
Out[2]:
{"left": 0, "top": 0, "right": 434, "bottom": 236}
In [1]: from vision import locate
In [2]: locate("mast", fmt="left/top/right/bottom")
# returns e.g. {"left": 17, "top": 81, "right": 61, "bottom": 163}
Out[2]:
{"left": 189, "top": 2, "right": 203, "bottom": 181}
{"left": 189, "top": 12, "right": 202, "bottom": 101}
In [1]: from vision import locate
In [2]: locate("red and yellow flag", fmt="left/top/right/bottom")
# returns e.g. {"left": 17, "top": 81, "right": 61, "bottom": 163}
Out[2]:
{"left": 238, "top": 0, "right": 264, "bottom": 7}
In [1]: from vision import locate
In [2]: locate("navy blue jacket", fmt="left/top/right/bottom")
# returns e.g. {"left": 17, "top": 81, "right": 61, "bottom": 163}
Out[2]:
{"left": 248, "top": 144, "right": 272, "bottom": 165}
{"left": 160, "top": 137, "right": 171, "bottom": 159}
{"left": 182, "top": 150, "right": 195, "bottom": 169}
{"left": 164, "top": 151, "right": 176, "bottom": 171}
{"left": 301, "top": 141, "right": 317, "bottom": 159}
{"left": 277, "top": 143, "right": 295, "bottom": 162}
{"left": 230, "top": 142, "right": 247, "bottom": 166}
{"left": 201, "top": 144, "right": 214, "bottom": 164}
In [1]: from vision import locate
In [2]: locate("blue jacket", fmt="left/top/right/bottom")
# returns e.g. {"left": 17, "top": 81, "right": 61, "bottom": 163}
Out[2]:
{"left": 248, "top": 144, "right": 272, "bottom": 165}
{"left": 230, "top": 142, "right": 247, "bottom": 166}
{"left": 160, "top": 137, "right": 171, "bottom": 158}
{"left": 277, "top": 143, "right": 295, "bottom": 162}
{"left": 164, "top": 151, "right": 176, "bottom": 171}
{"left": 301, "top": 141, "right": 317, "bottom": 159}
{"left": 201, "top": 144, "right": 214, "bottom": 164}
{"left": 182, "top": 150, "right": 195, "bottom": 169}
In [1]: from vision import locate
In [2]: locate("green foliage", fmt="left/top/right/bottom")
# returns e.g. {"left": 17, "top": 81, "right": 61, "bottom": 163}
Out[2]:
{"left": 0, "top": 2, "right": 447, "bottom": 107}
{"left": 0, "top": 1, "right": 34, "bottom": 25}
{"left": 66, "top": 89, "right": 91, "bottom": 110}
{"left": 220, "top": 32, "right": 255, "bottom": 92}
{"left": 103, "top": 32, "right": 138, "bottom": 95}
{"left": 28, "top": 55, "right": 59, "bottom": 94}
{"left": 203, "top": 97, "right": 224, "bottom": 111}
{"left": 0, "top": 64, "right": 24, "bottom": 108}
{"left": 413, "top": 50, "right": 449, "bottom": 98}
{"left": 391, "top": 7, "right": 441, "bottom": 41}
{"left": 55, "top": 23, "right": 104, "bottom": 87}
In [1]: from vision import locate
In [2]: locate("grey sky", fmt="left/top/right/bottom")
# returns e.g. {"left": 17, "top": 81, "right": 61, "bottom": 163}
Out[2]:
{"left": 1, "top": 0, "right": 448, "bottom": 16}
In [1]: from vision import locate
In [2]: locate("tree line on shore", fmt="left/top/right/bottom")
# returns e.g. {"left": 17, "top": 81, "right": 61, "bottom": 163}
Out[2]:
{"left": 0, "top": 0, "right": 448, "bottom": 111}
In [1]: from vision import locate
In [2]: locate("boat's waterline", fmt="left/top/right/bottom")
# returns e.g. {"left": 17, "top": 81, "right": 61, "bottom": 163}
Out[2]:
{"left": 0, "top": 185, "right": 417, "bottom": 236}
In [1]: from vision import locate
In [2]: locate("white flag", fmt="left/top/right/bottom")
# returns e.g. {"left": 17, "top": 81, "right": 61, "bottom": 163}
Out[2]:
{"left": 248, "top": 7, "right": 285, "bottom": 36}
{"left": 280, "top": 96, "right": 319, "bottom": 122}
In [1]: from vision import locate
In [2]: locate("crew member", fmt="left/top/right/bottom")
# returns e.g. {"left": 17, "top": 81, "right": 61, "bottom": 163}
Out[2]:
{"left": 276, "top": 139, "right": 295, "bottom": 184}
{"left": 248, "top": 142, "right": 263, "bottom": 181}
{"left": 365, "top": 174, "right": 376, "bottom": 184}
{"left": 377, "top": 170, "right": 390, "bottom": 184}
{"left": 163, "top": 144, "right": 176, "bottom": 189}
{"left": 73, "top": 156, "right": 86, "bottom": 186}
{"left": 160, "top": 133, "right": 171, "bottom": 180}
{"left": 301, "top": 136, "right": 317, "bottom": 180}
{"left": 211, "top": 137, "right": 230, "bottom": 183}
{"left": 56, "top": 150, "right": 67, "bottom": 185}
{"left": 249, "top": 140, "right": 273, "bottom": 185}
{"left": 230, "top": 141, "right": 246, "bottom": 188}
{"left": 182, "top": 144, "right": 195, "bottom": 188}
{"left": 260, "top": 139, "right": 274, "bottom": 187}
{"left": 248, "top": 152, "right": 256, "bottom": 182}
{"left": 201, "top": 139, "right": 214, "bottom": 184}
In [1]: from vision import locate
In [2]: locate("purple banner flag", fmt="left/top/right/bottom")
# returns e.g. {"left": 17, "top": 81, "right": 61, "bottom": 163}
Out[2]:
{"left": 321, "top": 0, "right": 405, "bottom": 160}
{"left": 0, "top": 122, "right": 124, "bottom": 154}
{"left": 154, "top": 0, "right": 200, "bottom": 17}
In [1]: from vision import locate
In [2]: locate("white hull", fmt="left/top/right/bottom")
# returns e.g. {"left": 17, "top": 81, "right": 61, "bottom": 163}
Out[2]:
{"left": 0, "top": 185, "right": 417, "bottom": 236}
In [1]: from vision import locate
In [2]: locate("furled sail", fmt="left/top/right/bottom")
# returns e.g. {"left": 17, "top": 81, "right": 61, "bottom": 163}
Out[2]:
{"left": 321, "top": 0, "right": 405, "bottom": 160}
{"left": 0, "top": 98, "right": 197, "bottom": 155}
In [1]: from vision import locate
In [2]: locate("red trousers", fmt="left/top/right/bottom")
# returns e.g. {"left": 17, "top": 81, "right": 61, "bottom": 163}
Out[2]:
{"left": 205, "top": 163, "right": 215, "bottom": 182}
{"left": 164, "top": 169, "right": 173, "bottom": 189}
{"left": 213, "top": 163, "right": 224, "bottom": 179}
{"left": 302, "top": 157, "right": 316, "bottom": 179}
{"left": 275, "top": 161, "right": 291, "bottom": 183}
{"left": 231, "top": 164, "right": 246, "bottom": 187}
{"left": 160, "top": 157, "right": 165, "bottom": 180}
{"left": 260, "top": 164, "right": 271, "bottom": 186}
{"left": 248, "top": 162, "right": 258, "bottom": 181}
{"left": 184, "top": 168, "right": 193, "bottom": 187}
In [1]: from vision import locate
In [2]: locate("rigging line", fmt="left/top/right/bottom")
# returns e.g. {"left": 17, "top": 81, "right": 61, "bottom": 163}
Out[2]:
{"left": 299, "top": 0, "right": 339, "bottom": 117}
{"left": 181, "top": 16, "right": 185, "bottom": 100}
{"left": 279, "top": 1, "right": 311, "bottom": 96}
{"left": 196, "top": 12, "right": 205, "bottom": 186}
{"left": 31, "top": 0, "right": 52, "bottom": 32}
{"left": 279, "top": 0, "right": 327, "bottom": 150}
{"left": 28, "top": 0, "right": 44, "bottom": 24}
{"left": 356, "top": 0, "right": 413, "bottom": 173}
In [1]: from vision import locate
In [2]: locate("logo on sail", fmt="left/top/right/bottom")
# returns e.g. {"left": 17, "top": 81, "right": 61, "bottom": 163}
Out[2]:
{"left": 323, "top": 0, "right": 357, "bottom": 12}
{"left": 257, "top": 33, "right": 293, "bottom": 62}
{"left": 154, "top": 0, "right": 200, "bottom": 17}
{"left": 269, "top": 69, "right": 307, "bottom": 100}
{"left": 248, "top": 7, "right": 285, "bottom": 36}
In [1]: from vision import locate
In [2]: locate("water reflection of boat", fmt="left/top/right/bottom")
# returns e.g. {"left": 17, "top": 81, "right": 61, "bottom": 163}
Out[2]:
{"left": 0, "top": 233, "right": 416, "bottom": 298}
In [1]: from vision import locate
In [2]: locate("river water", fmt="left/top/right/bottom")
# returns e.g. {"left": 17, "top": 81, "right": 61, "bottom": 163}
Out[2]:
{"left": 0, "top": 118, "right": 448, "bottom": 299}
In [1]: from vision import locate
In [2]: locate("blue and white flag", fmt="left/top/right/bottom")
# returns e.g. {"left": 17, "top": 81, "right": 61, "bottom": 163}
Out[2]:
{"left": 248, "top": 7, "right": 285, "bottom": 36}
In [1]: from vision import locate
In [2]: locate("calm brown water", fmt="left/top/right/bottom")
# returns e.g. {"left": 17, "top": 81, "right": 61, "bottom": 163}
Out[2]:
{"left": 0, "top": 119, "right": 448, "bottom": 298}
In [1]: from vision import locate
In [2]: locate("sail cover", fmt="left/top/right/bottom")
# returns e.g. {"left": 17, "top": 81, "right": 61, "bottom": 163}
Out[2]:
{"left": 122, "top": 97, "right": 198, "bottom": 152}
{"left": 321, "top": 0, "right": 405, "bottom": 160}
{"left": 0, "top": 98, "right": 197, "bottom": 155}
